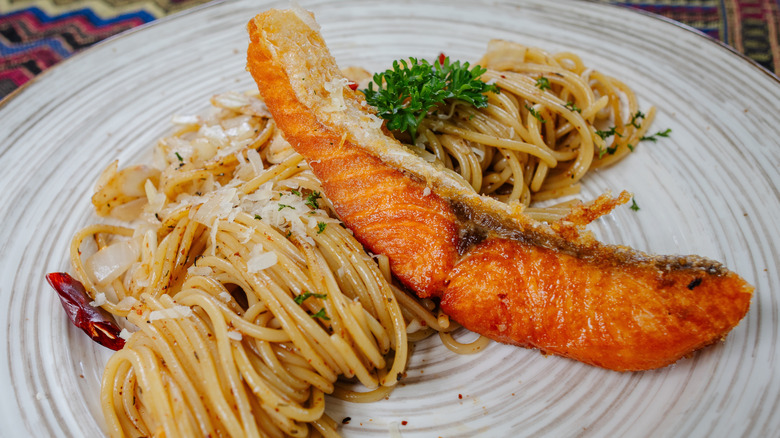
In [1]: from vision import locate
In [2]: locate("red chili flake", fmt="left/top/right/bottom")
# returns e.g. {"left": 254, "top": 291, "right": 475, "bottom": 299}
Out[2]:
{"left": 401, "top": 421, "right": 408, "bottom": 426}
{"left": 438, "top": 53, "right": 447, "bottom": 65}
{"left": 458, "top": 394, "right": 463, "bottom": 399}
{"left": 347, "top": 81, "right": 359, "bottom": 91}
{"left": 45, "top": 272, "right": 125, "bottom": 351}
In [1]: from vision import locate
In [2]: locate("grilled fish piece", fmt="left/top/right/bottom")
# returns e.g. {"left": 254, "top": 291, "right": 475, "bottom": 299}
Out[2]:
{"left": 246, "top": 8, "right": 753, "bottom": 371}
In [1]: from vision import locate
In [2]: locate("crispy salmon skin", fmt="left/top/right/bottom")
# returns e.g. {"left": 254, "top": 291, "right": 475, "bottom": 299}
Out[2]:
{"left": 246, "top": 8, "right": 753, "bottom": 371}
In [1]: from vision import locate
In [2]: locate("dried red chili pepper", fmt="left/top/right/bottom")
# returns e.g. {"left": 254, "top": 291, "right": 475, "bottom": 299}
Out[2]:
{"left": 45, "top": 272, "right": 125, "bottom": 351}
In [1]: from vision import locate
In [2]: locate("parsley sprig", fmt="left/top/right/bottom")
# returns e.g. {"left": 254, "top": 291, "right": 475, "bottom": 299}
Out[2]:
{"left": 361, "top": 56, "right": 499, "bottom": 141}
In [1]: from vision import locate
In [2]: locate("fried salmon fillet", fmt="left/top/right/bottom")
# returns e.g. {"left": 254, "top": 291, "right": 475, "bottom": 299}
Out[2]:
{"left": 246, "top": 9, "right": 753, "bottom": 371}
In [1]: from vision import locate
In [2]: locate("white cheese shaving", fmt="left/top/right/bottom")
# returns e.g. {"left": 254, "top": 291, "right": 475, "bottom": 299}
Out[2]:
{"left": 218, "top": 292, "right": 233, "bottom": 302}
{"left": 322, "top": 77, "right": 349, "bottom": 113}
{"left": 89, "top": 293, "right": 107, "bottom": 307}
{"left": 471, "top": 146, "right": 486, "bottom": 161}
{"left": 237, "top": 226, "right": 256, "bottom": 244}
{"left": 187, "top": 265, "right": 213, "bottom": 277}
{"left": 116, "top": 296, "right": 139, "bottom": 311}
{"left": 247, "top": 246, "right": 278, "bottom": 273}
{"left": 423, "top": 187, "right": 431, "bottom": 197}
{"left": 246, "top": 148, "right": 264, "bottom": 173}
{"left": 119, "top": 328, "right": 133, "bottom": 340}
{"left": 145, "top": 179, "right": 167, "bottom": 214}
{"left": 200, "top": 124, "right": 229, "bottom": 148}
{"left": 366, "top": 113, "right": 384, "bottom": 130}
{"left": 212, "top": 91, "right": 249, "bottom": 110}
{"left": 171, "top": 114, "right": 200, "bottom": 125}
{"left": 149, "top": 305, "right": 193, "bottom": 321}
{"left": 290, "top": 3, "right": 320, "bottom": 32}
{"left": 227, "top": 330, "right": 243, "bottom": 341}
{"left": 191, "top": 187, "right": 238, "bottom": 226}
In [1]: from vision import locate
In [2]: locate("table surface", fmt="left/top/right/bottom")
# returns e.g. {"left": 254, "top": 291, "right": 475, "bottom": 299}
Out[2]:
{"left": 1, "top": 0, "right": 778, "bottom": 100}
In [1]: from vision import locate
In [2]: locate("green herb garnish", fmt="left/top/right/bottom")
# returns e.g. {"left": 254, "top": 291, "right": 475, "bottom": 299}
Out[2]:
{"left": 641, "top": 128, "right": 672, "bottom": 142}
{"left": 277, "top": 204, "right": 294, "bottom": 211}
{"left": 630, "top": 198, "right": 640, "bottom": 211}
{"left": 525, "top": 104, "right": 546, "bottom": 123}
{"left": 595, "top": 126, "right": 622, "bottom": 140}
{"left": 629, "top": 111, "right": 646, "bottom": 129}
{"left": 294, "top": 291, "right": 328, "bottom": 305}
{"left": 535, "top": 76, "right": 551, "bottom": 91}
{"left": 565, "top": 101, "right": 581, "bottom": 113}
{"left": 361, "top": 56, "right": 499, "bottom": 141}
{"left": 598, "top": 145, "right": 620, "bottom": 159}
{"left": 311, "top": 308, "right": 330, "bottom": 320}
{"left": 317, "top": 222, "right": 327, "bottom": 234}
{"left": 305, "top": 191, "right": 322, "bottom": 210}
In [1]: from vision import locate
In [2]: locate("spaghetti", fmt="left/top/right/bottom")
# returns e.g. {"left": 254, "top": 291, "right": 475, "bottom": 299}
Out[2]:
{"left": 404, "top": 39, "right": 654, "bottom": 220}
{"left": 66, "top": 40, "right": 653, "bottom": 436}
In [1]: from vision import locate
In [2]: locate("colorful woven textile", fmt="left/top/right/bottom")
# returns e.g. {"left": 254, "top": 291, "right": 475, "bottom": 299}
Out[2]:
{"left": 1, "top": 0, "right": 778, "bottom": 100}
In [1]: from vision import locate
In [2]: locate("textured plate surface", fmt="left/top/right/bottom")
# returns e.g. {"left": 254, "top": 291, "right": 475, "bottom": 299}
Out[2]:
{"left": 1, "top": 0, "right": 778, "bottom": 437}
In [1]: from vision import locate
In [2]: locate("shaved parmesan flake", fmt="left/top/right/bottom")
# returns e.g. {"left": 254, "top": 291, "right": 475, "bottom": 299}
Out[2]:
{"left": 291, "top": 4, "right": 320, "bottom": 31}
{"left": 247, "top": 248, "right": 278, "bottom": 273}
{"left": 406, "top": 319, "right": 422, "bottom": 333}
{"left": 85, "top": 239, "right": 139, "bottom": 285}
{"left": 149, "top": 305, "right": 193, "bottom": 321}
{"left": 366, "top": 113, "right": 384, "bottom": 130}
{"left": 191, "top": 187, "right": 238, "bottom": 226}
{"left": 145, "top": 179, "right": 166, "bottom": 214}
{"left": 322, "top": 77, "right": 350, "bottom": 113}
{"left": 89, "top": 293, "right": 107, "bottom": 307}
{"left": 200, "top": 124, "right": 229, "bottom": 148}
{"left": 119, "top": 329, "right": 133, "bottom": 340}
{"left": 212, "top": 91, "right": 250, "bottom": 110}
{"left": 218, "top": 292, "right": 233, "bottom": 302}
{"left": 247, "top": 148, "right": 264, "bottom": 173}
{"left": 423, "top": 187, "right": 431, "bottom": 197}
{"left": 116, "top": 296, "right": 139, "bottom": 311}
{"left": 187, "top": 265, "right": 213, "bottom": 277}
{"left": 227, "top": 330, "right": 243, "bottom": 341}
{"left": 171, "top": 114, "right": 200, "bottom": 125}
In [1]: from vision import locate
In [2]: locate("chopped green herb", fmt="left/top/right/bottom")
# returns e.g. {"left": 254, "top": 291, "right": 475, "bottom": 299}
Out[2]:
{"left": 535, "top": 76, "right": 551, "bottom": 91}
{"left": 361, "top": 56, "right": 499, "bottom": 141}
{"left": 311, "top": 308, "right": 330, "bottom": 320}
{"left": 598, "top": 144, "right": 619, "bottom": 159}
{"left": 277, "top": 204, "right": 294, "bottom": 211}
{"left": 294, "top": 291, "right": 328, "bottom": 305}
{"left": 629, "top": 111, "right": 646, "bottom": 129}
{"left": 254, "top": 214, "right": 262, "bottom": 220}
{"left": 305, "top": 191, "right": 322, "bottom": 210}
{"left": 565, "top": 101, "right": 581, "bottom": 113}
{"left": 595, "top": 126, "right": 622, "bottom": 140}
{"left": 175, "top": 152, "right": 183, "bottom": 162}
{"left": 641, "top": 128, "right": 672, "bottom": 142}
{"left": 630, "top": 198, "right": 640, "bottom": 211}
{"left": 524, "top": 104, "right": 546, "bottom": 123}
{"left": 317, "top": 222, "right": 327, "bottom": 234}
{"left": 290, "top": 189, "right": 301, "bottom": 196}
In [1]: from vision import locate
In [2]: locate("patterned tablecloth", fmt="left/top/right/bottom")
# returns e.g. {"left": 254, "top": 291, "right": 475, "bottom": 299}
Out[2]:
{"left": 1, "top": 0, "right": 778, "bottom": 100}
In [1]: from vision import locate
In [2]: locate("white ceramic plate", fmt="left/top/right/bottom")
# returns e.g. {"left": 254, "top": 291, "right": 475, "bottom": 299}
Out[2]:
{"left": 1, "top": 0, "right": 778, "bottom": 436}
